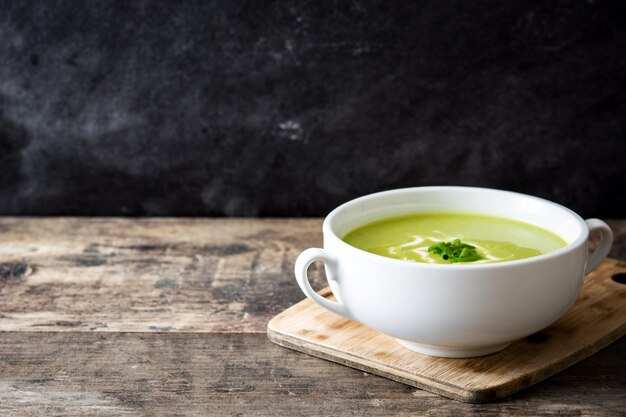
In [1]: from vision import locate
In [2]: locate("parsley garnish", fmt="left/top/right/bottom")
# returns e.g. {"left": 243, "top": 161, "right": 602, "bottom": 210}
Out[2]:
{"left": 428, "top": 239, "right": 483, "bottom": 263}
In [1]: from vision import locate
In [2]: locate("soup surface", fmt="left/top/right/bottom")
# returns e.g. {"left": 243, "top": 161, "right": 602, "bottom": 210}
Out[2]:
{"left": 342, "top": 212, "right": 567, "bottom": 264}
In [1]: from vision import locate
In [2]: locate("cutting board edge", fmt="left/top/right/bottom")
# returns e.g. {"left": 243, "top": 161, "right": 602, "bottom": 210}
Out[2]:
{"left": 267, "top": 325, "right": 486, "bottom": 403}
{"left": 267, "top": 283, "right": 626, "bottom": 404}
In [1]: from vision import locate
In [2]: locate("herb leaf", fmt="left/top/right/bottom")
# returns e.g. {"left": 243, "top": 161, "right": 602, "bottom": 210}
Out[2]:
{"left": 428, "top": 239, "right": 483, "bottom": 263}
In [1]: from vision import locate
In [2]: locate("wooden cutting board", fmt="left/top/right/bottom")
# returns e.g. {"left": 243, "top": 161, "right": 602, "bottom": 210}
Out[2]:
{"left": 267, "top": 258, "right": 626, "bottom": 403}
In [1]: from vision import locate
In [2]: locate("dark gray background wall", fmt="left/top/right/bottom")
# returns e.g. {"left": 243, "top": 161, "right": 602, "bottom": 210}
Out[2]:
{"left": 1, "top": 0, "right": 625, "bottom": 217}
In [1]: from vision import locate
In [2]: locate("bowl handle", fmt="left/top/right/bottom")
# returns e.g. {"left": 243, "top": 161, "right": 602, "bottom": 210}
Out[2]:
{"left": 294, "top": 248, "right": 353, "bottom": 320}
{"left": 584, "top": 219, "right": 613, "bottom": 275}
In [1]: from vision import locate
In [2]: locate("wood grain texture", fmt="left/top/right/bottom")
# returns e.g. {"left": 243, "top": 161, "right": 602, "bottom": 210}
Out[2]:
{"left": 269, "top": 258, "right": 626, "bottom": 403}
{"left": 0, "top": 217, "right": 330, "bottom": 333}
{"left": 0, "top": 332, "right": 624, "bottom": 417}
{"left": 0, "top": 218, "right": 625, "bottom": 415}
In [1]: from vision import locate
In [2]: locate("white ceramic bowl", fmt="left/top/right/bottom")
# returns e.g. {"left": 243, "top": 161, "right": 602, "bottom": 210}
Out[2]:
{"left": 294, "top": 187, "right": 613, "bottom": 358}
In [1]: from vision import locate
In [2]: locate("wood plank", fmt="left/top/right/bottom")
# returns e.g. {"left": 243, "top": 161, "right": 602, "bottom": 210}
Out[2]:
{"left": 0, "top": 332, "right": 624, "bottom": 417}
{"left": 0, "top": 218, "right": 625, "bottom": 414}
{"left": 268, "top": 258, "right": 626, "bottom": 403}
{"left": 0, "top": 218, "right": 331, "bottom": 333}
{"left": 0, "top": 218, "right": 624, "bottom": 334}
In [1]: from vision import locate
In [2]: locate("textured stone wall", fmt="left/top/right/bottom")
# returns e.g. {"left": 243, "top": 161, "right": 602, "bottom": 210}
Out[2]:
{"left": 1, "top": 0, "right": 624, "bottom": 216}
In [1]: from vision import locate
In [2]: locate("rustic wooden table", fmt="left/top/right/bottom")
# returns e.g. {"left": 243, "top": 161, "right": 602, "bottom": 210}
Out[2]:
{"left": 0, "top": 218, "right": 624, "bottom": 416}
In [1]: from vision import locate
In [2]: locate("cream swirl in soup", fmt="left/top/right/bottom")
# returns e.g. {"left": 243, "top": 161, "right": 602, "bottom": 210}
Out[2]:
{"left": 342, "top": 212, "right": 567, "bottom": 264}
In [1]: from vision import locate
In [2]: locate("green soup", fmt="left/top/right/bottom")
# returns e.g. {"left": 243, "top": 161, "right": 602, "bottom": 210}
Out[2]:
{"left": 342, "top": 212, "right": 567, "bottom": 264}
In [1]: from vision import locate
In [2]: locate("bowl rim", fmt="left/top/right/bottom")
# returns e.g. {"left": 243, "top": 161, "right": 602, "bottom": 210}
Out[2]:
{"left": 322, "top": 186, "right": 589, "bottom": 270}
